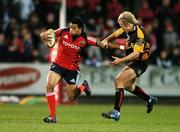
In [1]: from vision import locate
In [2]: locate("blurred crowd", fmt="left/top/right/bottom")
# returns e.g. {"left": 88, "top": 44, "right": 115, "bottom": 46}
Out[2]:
{"left": 0, "top": 0, "right": 180, "bottom": 68}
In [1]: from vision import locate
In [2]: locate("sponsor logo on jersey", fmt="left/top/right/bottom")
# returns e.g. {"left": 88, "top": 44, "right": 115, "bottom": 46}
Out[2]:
{"left": 62, "top": 41, "right": 80, "bottom": 50}
{"left": 79, "top": 40, "right": 85, "bottom": 45}
{"left": 0, "top": 67, "right": 40, "bottom": 90}
{"left": 63, "top": 35, "right": 68, "bottom": 39}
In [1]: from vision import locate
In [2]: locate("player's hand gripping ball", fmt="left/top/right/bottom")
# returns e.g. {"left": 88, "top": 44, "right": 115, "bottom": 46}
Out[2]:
{"left": 46, "top": 29, "right": 56, "bottom": 48}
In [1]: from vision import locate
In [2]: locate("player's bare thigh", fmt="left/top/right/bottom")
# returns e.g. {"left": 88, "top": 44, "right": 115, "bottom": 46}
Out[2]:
{"left": 46, "top": 71, "right": 62, "bottom": 92}
{"left": 66, "top": 84, "right": 77, "bottom": 100}
{"left": 114, "top": 66, "right": 136, "bottom": 89}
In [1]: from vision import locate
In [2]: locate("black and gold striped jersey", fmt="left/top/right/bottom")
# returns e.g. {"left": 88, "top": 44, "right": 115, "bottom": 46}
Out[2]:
{"left": 113, "top": 25, "right": 150, "bottom": 61}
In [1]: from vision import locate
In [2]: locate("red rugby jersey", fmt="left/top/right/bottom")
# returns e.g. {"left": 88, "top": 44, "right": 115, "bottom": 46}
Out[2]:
{"left": 54, "top": 27, "right": 97, "bottom": 70}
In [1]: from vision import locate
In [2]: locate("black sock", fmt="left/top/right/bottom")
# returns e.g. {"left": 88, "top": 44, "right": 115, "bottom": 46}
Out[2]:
{"left": 132, "top": 85, "right": 150, "bottom": 102}
{"left": 114, "top": 88, "right": 124, "bottom": 112}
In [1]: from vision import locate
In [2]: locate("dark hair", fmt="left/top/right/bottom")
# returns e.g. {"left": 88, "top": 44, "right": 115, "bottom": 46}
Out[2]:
{"left": 70, "top": 16, "right": 84, "bottom": 30}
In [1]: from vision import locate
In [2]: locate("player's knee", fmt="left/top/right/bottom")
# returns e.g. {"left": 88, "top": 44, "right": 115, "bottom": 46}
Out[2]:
{"left": 46, "top": 82, "right": 55, "bottom": 90}
{"left": 114, "top": 77, "right": 119, "bottom": 85}
{"left": 128, "top": 84, "right": 136, "bottom": 92}
{"left": 114, "top": 77, "right": 124, "bottom": 88}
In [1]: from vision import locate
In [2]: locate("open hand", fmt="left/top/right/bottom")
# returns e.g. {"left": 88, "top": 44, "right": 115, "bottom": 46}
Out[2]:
{"left": 110, "top": 56, "right": 121, "bottom": 66}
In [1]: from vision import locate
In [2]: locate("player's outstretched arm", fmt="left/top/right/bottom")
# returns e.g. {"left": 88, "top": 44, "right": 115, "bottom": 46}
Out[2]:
{"left": 101, "top": 33, "right": 115, "bottom": 49}
{"left": 87, "top": 36, "right": 122, "bottom": 49}
{"left": 108, "top": 42, "right": 125, "bottom": 49}
{"left": 101, "top": 28, "right": 125, "bottom": 49}
{"left": 97, "top": 40, "right": 109, "bottom": 48}
{"left": 99, "top": 41, "right": 126, "bottom": 50}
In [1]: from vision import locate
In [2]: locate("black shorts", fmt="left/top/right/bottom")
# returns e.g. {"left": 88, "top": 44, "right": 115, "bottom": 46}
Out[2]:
{"left": 127, "top": 60, "right": 148, "bottom": 77}
{"left": 50, "top": 63, "right": 81, "bottom": 84}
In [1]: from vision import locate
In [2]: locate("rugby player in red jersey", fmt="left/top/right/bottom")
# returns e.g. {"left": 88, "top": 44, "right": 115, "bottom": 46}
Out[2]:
{"left": 101, "top": 11, "right": 158, "bottom": 121}
{"left": 40, "top": 16, "right": 108, "bottom": 123}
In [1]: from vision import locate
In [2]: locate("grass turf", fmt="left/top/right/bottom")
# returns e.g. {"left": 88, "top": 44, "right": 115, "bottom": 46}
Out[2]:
{"left": 0, "top": 104, "right": 180, "bottom": 132}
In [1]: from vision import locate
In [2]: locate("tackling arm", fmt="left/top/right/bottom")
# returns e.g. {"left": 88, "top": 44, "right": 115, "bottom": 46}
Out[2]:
{"left": 96, "top": 39, "right": 121, "bottom": 49}
{"left": 101, "top": 28, "right": 125, "bottom": 49}
{"left": 101, "top": 33, "right": 115, "bottom": 49}
{"left": 108, "top": 42, "right": 127, "bottom": 50}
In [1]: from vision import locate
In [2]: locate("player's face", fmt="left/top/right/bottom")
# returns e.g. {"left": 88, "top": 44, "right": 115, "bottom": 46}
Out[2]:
{"left": 69, "top": 23, "right": 82, "bottom": 36}
{"left": 119, "top": 20, "right": 134, "bottom": 33}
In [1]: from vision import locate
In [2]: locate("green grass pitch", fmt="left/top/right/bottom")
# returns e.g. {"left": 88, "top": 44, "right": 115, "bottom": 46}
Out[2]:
{"left": 0, "top": 104, "right": 180, "bottom": 132}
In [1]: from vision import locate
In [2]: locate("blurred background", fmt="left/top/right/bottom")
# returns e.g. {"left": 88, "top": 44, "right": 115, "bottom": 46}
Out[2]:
{"left": 0, "top": 0, "right": 180, "bottom": 105}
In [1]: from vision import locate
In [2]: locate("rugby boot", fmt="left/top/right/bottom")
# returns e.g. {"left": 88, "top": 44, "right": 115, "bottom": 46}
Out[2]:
{"left": 83, "top": 80, "right": 91, "bottom": 96}
{"left": 146, "top": 96, "right": 158, "bottom": 113}
{"left": 102, "top": 109, "right": 120, "bottom": 121}
{"left": 43, "top": 115, "right": 57, "bottom": 123}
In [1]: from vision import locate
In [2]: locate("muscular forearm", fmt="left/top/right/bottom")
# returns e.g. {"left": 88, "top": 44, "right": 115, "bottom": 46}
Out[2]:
{"left": 119, "top": 52, "right": 140, "bottom": 63}
{"left": 107, "top": 42, "right": 118, "bottom": 49}
{"left": 108, "top": 42, "right": 126, "bottom": 50}
{"left": 104, "top": 34, "right": 115, "bottom": 42}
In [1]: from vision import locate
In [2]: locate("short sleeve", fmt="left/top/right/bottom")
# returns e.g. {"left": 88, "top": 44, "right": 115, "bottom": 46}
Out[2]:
{"left": 113, "top": 28, "right": 125, "bottom": 37}
{"left": 55, "top": 27, "right": 66, "bottom": 37}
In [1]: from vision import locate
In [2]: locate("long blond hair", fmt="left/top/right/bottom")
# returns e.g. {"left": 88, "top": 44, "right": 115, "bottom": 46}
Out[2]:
{"left": 118, "top": 11, "right": 139, "bottom": 25}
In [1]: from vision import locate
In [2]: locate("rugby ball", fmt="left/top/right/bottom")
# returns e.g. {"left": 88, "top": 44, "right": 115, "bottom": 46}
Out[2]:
{"left": 46, "top": 29, "right": 56, "bottom": 48}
